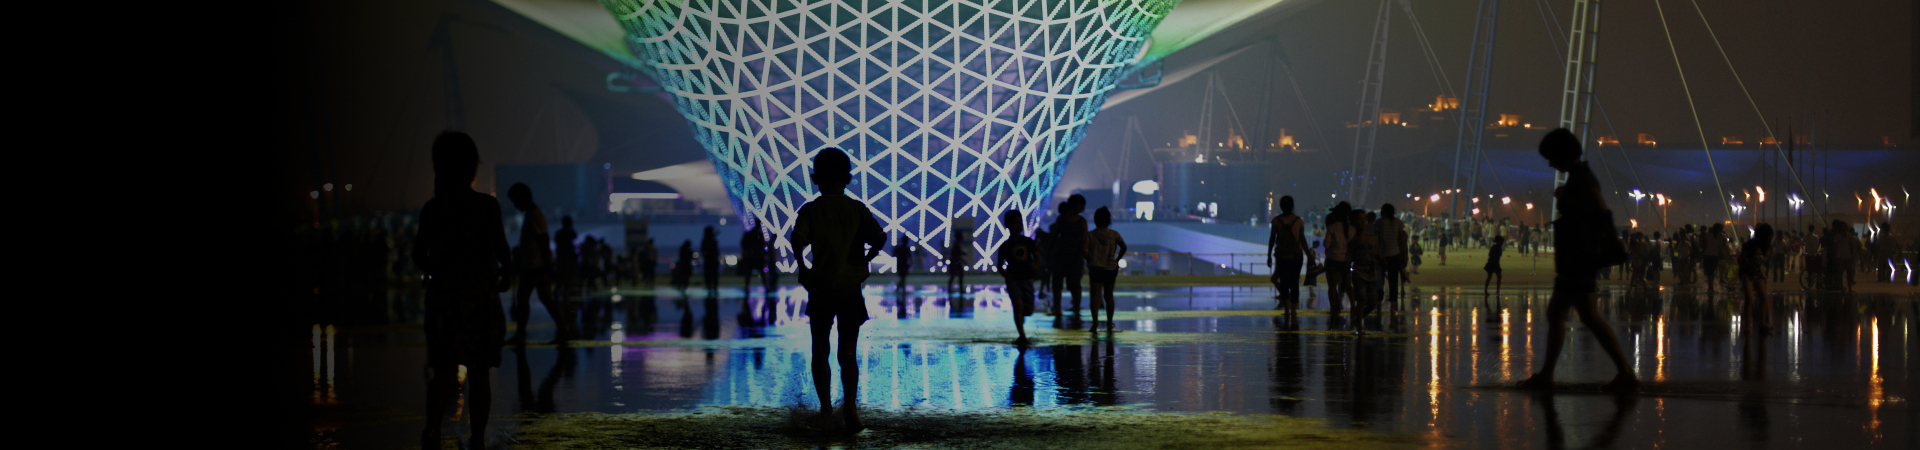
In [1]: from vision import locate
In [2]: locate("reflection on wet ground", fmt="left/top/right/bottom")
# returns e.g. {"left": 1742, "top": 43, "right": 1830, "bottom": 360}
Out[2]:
{"left": 307, "top": 284, "right": 1916, "bottom": 448}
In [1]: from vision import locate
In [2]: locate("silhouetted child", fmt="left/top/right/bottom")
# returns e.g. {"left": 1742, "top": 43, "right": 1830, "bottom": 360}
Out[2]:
{"left": 1484, "top": 235, "right": 1506, "bottom": 293}
{"left": 413, "top": 131, "right": 510, "bottom": 449}
{"left": 505, "top": 183, "right": 570, "bottom": 345}
{"left": 1410, "top": 240, "right": 1424, "bottom": 275}
{"left": 996, "top": 209, "right": 1040, "bottom": 345}
{"left": 1084, "top": 207, "right": 1127, "bottom": 330}
{"left": 1521, "top": 128, "right": 1638, "bottom": 392}
{"left": 791, "top": 148, "right": 885, "bottom": 431}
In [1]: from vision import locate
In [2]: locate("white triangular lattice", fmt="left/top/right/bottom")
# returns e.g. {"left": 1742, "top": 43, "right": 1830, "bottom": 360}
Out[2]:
{"left": 603, "top": 0, "right": 1177, "bottom": 269}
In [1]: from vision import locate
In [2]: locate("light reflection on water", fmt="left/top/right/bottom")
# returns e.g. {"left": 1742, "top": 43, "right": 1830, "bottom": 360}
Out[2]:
{"left": 324, "top": 283, "right": 1916, "bottom": 446}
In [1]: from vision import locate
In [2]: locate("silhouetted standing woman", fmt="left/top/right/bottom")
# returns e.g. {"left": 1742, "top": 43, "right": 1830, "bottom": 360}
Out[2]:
{"left": 413, "top": 131, "right": 510, "bottom": 450}
{"left": 673, "top": 240, "right": 694, "bottom": 297}
{"left": 701, "top": 226, "right": 721, "bottom": 295}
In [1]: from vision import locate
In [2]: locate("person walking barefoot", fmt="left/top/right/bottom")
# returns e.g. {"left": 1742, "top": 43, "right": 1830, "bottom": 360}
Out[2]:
{"left": 1520, "top": 129, "right": 1638, "bottom": 392}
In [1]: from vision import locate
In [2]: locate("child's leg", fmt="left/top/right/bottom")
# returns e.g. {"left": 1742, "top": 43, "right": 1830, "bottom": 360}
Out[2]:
{"left": 836, "top": 317, "right": 863, "bottom": 427}
{"left": 1104, "top": 283, "right": 1117, "bottom": 326}
{"left": 810, "top": 318, "right": 836, "bottom": 416}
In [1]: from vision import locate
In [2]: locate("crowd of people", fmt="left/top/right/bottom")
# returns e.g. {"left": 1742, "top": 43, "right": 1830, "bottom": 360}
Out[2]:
{"left": 398, "top": 129, "right": 1911, "bottom": 446}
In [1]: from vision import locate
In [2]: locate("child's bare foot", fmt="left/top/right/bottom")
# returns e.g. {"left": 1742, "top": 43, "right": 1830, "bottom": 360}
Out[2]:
{"left": 1517, "top": 373, "right": 1554, "bottom": 390}
{"left": 842, "top": 407, "right": 864, "bottom": 433}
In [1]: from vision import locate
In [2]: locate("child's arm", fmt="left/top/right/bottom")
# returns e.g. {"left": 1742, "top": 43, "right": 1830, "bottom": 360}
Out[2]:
{"left": 1115, "top": 236, "right": 1128, "bottom": 266}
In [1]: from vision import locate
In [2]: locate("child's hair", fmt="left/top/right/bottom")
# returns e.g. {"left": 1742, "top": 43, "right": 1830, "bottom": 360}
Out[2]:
{"left": 1093, "top": 206, "right": 1111, "bottom": 227}
{"left": 812, "top": 147, "right": 853, "bottom": 186}
{"left": 1003, "top": 209, "right": 1024, "bottom": 233}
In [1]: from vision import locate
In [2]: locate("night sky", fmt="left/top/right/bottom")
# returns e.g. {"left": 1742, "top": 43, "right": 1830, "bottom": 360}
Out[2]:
{"left": 272, "top": 0, "right": 1912, "bottom": 213}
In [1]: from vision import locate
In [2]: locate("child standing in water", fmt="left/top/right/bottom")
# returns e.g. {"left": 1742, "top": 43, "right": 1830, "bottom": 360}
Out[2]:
{"left": 996, "top": 210, "right": 1040, "bottom": 345}
{"left": 791, "top": 148, "right": 886, "bottom": 432}
{"left": 1484, "top": 235, "right": 1506, "bottom": 293}
{"left": 1084, "top": 207, "right": 1127, "bottom": 330}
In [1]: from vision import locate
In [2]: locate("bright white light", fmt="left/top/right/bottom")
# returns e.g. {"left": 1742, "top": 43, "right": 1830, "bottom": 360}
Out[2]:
{"left": 1501, "top": 196, "right": 1511, "bottom": 205}
{"left": 1525, "top": 203, "right": 1534, "bottom": 210}
{"left": 322, "top": 183, "right": 333, "bottom": 192}
{"left": 724, "top": 255, "right": 738, "bottom": 265}
{"left": 630, "top": 165, "right": 706, "bottom": 180}
{"left": 1472, "top": 208, "right": 1481, "bottom": 215}
{"left": 1135, "top": 201, "right": 1155, "bottom": 220}
{"left": 1430, "top": 194, "right": 1441, "bottom": 202}
{"left": 1132, "top": 180, "right": 1159, "bottom": 195}
{"left": 1118, "top": 259, "right": 1129, "bottom": 269}
{"left": 309, "top": 191, "right": 319, "bottom": 199}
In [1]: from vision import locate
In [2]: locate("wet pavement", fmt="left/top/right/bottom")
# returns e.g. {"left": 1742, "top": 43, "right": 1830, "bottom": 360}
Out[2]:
{"left": 306, "top": 283, "right": 1917, "bottom": 449}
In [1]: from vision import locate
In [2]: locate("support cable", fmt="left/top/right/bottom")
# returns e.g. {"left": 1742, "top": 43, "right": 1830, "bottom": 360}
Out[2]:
{"left": 1652, "top": 0, "right": 1735, "bottom": 224}
{"left": 1687, "top": 0, "right": 1827, "bottom": 223}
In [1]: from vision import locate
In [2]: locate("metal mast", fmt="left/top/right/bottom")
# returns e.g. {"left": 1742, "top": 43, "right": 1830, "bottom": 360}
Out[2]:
{"left": 1348, "top": 0, "right": 1391, "bottom": 206}
{"left": 1553, "top": 0, "right": 1602, "bottom": 220}
{"left": 1448, "top": 0, "right": 1499, "bottom": 228}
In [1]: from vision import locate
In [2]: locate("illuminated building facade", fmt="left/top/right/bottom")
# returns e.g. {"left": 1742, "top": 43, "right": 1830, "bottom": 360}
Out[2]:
{"left": 601, "top": 0, "right": 1178, "bottom": 268}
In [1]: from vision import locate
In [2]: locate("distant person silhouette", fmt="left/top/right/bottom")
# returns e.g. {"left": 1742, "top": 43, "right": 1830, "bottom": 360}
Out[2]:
{"left": 948, "top": 225, "right": 968, "bottom": 292}
{"left": 1739, "top": 223, "right": 1776, "bottom": 334}
{"left": 1520, "top": 128, "right": 1638, "bottom": 391}
{"left": 639, "top": 238, "right": 658, "bottom": 287}
{"left": 996, "top": 209, "right": 1040, "bottom": 345}
{"left": 672, "top": 240, "right": 694, "bottom": 297}
{"left": 1322, "top": 202, "right": 1355, "bottom": 314}
{"left": 580, "top": 234, "right": 602, "bottom": 292}
{"left": 1410, "top": 240, "right": 1424, "bottom": 275}
{"left": 762, "top": 234, "right": 781, "bottom": 292}
{"left": 1702, "top": 223, "right": 1729, "bottom": 294}
{"left": 504, "top": 183, "right": 570, "bottom": 346}
{"left": 791, "top": 147, "right": 885, "bottom": 432}
{"left": 1484, "top": 235, "right": 1506, "bottom": 293}
{"left": 1373, "top": 203, "right": 1410, "bottom": 308}
{"left": 598, "top": 237, "right": 614, "bottom": 288}
{"left": 1049, "top": 195, "right": 1089, "bottom": 317}
{"left": 894, "top": 235, "right": 914, "bottom": 292}
{"left": 701, "top": 226, "right": 721, "bottom": 295}
{"left": 741, "top": 222, "right": 766, "bottom": 290}
{"left": 1346, "top": 209, "right": 1379, "bottom": 334}
{"left": 1084, "top": 206, "right": 1127, "bottom": 330}
{"left": 1268, "top": 196, "right": 1313, "bottom": 315}
{"left": 554, "top": 217, "right": 579, "bottom": 300}
{"left": 413, "top": 131, "right": 509, "bottom": 449}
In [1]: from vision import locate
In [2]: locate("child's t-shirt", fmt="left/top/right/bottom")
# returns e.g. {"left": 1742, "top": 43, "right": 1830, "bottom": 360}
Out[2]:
{"left": 999, "top": 235, "right": 1040, "bottom": 279}
{"left": 793, "top": 193, "right": 885, "bottom": 292}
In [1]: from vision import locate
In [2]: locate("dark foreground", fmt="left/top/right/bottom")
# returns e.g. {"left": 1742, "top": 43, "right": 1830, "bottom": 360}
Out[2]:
{"left": 300, "top": 283, "right": 1916, "bottom": 449}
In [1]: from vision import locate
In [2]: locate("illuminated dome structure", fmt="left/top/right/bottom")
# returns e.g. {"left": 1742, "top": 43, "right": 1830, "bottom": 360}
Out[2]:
{"left": 599, "top": 0, "right": 1178, "bottom": 268}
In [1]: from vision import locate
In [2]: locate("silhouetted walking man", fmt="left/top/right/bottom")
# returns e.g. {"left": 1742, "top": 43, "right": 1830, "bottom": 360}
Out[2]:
{"left": 414, "top": 131, "right": 509, "bottom": 449}
{"left": 791, "top": 148, "right": 885, "bottom": 432}
{"left": 1049, "top": 195, "right": 1089, "bottom": 317}
{"left": 1521, "top": 129, "right": 1638, "bottom": 392}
